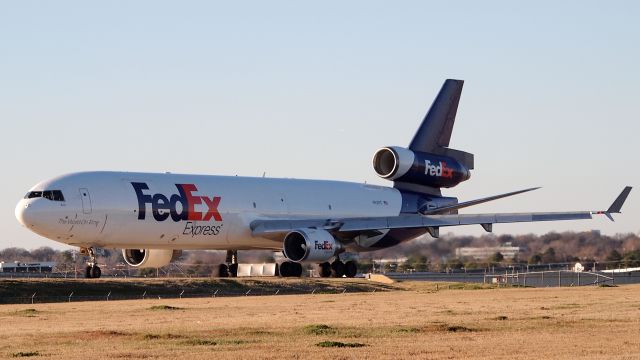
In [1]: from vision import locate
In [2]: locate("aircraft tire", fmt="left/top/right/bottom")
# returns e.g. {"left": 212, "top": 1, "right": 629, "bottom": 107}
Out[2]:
{"left": 90, "top": 265, "right": 102, "bottom": 279}
{"left": 319, "top": 262, "right": 332, "bottom": 277}
{"left": 219, "top": 264, "right": 229, "bottom": 277}
{"left": 85, "top": 265, "right": 93, "bottom": 278}
{"left": 228, "top": 263, "right": 238, "bottom": 277}
{"left": 344, "top": 261, "right": 357, "bottom": 278}
{"left": 279, "top": 261, "right": 291, "bottom": 277}
{"left": 331, "top": 260, "right": 345, "bottom": 278}
{"left": 292, "top": 262, "right": 303, "bottom": 277}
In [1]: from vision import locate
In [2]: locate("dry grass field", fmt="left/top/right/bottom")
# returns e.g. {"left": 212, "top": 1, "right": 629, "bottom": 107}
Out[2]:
{"left": 1, "top": 282, "right": 639, "bottom": 359}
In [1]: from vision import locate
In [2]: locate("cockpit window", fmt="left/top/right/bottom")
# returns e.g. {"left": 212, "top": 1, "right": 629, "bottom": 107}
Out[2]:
{"left": 52, "top": 190, "right": 65, "bottom": 201}
{"left": 25, "top": 191, "right": 42, "bottom": 199}
{"left": 25, "top": 190, "right": 65, "bottom": 201}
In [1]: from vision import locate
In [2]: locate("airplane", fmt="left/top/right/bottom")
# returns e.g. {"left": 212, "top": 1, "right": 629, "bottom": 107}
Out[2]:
{"left": 15, "top": 79, "right": 632, "bottom": 279}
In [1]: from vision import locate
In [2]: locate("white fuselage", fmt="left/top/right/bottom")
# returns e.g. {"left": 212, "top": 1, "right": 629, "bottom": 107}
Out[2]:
{"left": 15, "top": 172, "right": 403, "bottom": 251}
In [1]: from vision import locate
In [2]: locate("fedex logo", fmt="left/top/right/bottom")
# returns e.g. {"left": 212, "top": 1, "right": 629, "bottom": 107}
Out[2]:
{"left": 131, "top": 182, "right": 222, "bottom": 222}
{"left": 314, "top": 241, "right": 333, "bottom": 251}
{"left": 424, "top": 160, "right": 453, "bottom": 178}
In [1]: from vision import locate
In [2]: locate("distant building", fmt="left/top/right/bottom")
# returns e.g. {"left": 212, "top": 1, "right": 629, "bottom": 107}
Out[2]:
{"left": 455, "top": 242, "right": 520, "bottom": 260}
{"left": 0, "top": 261, "right": 55, "bottom": 273}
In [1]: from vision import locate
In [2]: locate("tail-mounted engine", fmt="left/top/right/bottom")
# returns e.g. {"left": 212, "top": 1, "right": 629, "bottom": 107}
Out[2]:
{"left": 283, "top": 229, "right": 342, "bottom": 263}
{"left": 373, "top": 146, "right": 471, "bottom": 189}
{"left": 122, "top": 249, "right": 182, "bottom": 268}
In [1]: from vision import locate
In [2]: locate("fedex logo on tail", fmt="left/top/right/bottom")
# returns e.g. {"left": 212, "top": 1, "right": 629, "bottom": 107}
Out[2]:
{"left": 424, "top": 160, "right": 453, "bottom": 178}
{"left": 131, "top": 182, "right": 222, "bottom": 222}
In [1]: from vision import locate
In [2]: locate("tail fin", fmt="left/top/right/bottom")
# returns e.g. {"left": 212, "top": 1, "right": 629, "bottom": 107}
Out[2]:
{"left": 408, "top": 79, "right": 473, "bottom": 169}
{"left": 409, "top": 79, "right": 464, "bottom": 152}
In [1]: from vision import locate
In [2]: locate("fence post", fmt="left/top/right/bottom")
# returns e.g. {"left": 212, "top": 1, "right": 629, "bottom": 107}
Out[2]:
{"left": 106, "top": 291, "right": 111, "bottom": 301}
{"left": 31, "top": 292, "right": 36, "bottom": 305}
{"left": 558, "top": 271, "right": 561, "bottom": 287}
{"left": 577, "top": 271, "right": 580, "bottom": 286}
{"left": 523, "top": 273, "right": 526, "bottom": 287}
{"left": 68, "top": 292, "right": 73, "bottom": 302}
{"left": 179, "top": 290, "right": 184, "bottom": 299}
{"left": 541, "top": 271, "right": 544, "bottom": 287}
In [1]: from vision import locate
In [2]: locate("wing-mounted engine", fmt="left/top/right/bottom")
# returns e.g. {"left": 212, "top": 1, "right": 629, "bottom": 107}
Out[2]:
{"left": 283, "top": 228, "right": 342, "bottom": 262}
{"left": 122, "top": 249, "right": 182, "bottom": 268}
{"left": 373, "top": 146, "right": 471, "bottom": 188}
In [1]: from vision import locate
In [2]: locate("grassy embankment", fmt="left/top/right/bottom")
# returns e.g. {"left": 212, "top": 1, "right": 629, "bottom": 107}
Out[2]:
{"left": 0, "top": 281, "right": 638, "bottom": 359}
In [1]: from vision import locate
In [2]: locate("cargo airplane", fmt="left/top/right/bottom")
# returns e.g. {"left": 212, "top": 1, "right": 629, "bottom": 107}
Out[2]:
{"left": 15, "top": 80, "right": 632, "bottom": 278}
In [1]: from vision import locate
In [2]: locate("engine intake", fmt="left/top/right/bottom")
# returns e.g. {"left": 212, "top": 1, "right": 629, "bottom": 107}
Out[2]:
{"left": 373, "top": 146, "right": 470, "bottom": 188}
{"left": 122, "top": 249, "right": 182, "bottom": 268}
{"left": 283, "top": 229, "right": 341, "bottom": 262}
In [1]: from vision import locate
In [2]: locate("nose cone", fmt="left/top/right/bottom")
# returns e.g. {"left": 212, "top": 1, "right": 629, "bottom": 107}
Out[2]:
{"left": 15, "top": 200, "right": 31, "bottom": 226}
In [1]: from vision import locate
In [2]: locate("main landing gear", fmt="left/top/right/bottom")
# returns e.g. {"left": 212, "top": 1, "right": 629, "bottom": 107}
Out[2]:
{"left": 318, "top": 260, "right": 357, "bottom": 278}
{"left": 219, "top": 250, "right": 238, "bottom": 277}
{"left": 279, "top": 259, "right": 358, "bottom": 278}
{"left": 81, "top": 247, "right": 102, "bottom": 279}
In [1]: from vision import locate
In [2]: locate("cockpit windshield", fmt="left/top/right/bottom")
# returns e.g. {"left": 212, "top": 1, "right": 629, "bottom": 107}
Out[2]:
{"left": 24, "top": 190, "right": 65, "bottom": 202}
{"left": 25, "top": 191, "right": 42, "bottom": 199}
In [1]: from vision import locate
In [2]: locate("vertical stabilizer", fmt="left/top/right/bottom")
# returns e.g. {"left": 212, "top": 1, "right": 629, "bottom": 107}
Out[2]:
{"left": 409, "top": 79, "right": 464, "bottom": 152}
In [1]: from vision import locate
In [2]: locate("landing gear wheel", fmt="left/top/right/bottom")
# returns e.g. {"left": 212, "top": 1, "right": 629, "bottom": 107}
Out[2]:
{"left": 331, "top": 260, "right": 345, "bottom": 278}
{"left": 85, "top": 265, "right": 93, "bottom": 278}
{"left": 344, "top": 261, "right": 357, "bottom": 278}
{"left": 319, "top": 262, "right": 332, "bottom": 278}
{"left": 292, "top": 262, "right": 303, "bottom": 277}
{"left": 219, "top": 264, "right": 229, "bottom": 277}
{"left": 90, "top": 265, "right": 102, "bottom": 279}
{"left": 228, "top": 263, "right": 238, "bottom": 277}
{"left": 280, "top": 261, "right": 303, "bottom": 277}
{"left": 279, "top": 261, "right": 291, "bottom": 277}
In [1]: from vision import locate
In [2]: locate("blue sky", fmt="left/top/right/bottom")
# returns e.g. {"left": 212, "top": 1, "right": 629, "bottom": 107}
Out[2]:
{"left": 1, "top": 1, "right": 638, "bottom": 250}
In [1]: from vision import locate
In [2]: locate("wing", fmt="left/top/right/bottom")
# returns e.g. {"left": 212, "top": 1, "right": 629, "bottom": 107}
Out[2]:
{"left": 251, "top": 187, "right": 632, "bottom": 239}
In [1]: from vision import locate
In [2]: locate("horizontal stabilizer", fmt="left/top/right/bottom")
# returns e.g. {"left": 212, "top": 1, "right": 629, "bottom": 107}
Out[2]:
{"left": 420, "top": 187, "right": 540, "bottom": 215}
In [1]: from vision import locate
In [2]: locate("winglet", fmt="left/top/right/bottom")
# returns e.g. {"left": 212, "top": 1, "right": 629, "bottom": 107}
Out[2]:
{"left": 607, "top": 186, "right": 632, "bottom": 214}
{"left": 593, "top": 186, "right": 632, "bottom": 222}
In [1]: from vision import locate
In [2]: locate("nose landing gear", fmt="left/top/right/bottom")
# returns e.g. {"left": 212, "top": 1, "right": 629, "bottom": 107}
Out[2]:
{"left": 80, "top": 247, "right": 102, "bottom": 279}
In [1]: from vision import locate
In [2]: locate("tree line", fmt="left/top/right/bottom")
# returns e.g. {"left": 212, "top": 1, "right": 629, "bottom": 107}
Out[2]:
{"left": 1, "top": 231, "right": 638, "bottom": 274}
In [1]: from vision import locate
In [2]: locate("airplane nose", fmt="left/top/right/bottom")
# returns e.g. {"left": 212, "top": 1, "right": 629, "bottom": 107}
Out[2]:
{"left": 15, "top": 201, "right": 31, "bottom": 226}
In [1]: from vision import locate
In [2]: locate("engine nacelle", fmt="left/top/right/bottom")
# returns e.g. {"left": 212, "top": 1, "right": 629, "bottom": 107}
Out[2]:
{"left": 372, "top": 146, "right": 471, "bottom": 188}
{"left": 283, "top": 229, "right": 341, "bottom": 263}
{"left": 122, "top": 249, "right": 182, "bottom": 268}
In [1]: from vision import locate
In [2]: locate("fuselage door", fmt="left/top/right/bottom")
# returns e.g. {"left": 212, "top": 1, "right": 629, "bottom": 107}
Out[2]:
{"left": 79, "top": 188, "right": 92, "bottom": 214}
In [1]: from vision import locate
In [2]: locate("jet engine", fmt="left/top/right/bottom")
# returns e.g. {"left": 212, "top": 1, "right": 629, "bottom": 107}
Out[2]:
{"left": 283, "top": 229, "right": 341, "bottom": 262}
{"left": 122, "top": 249, "right": 182, "bottom": 268}
{"left": 372, "top": 146, "right": 471, "bottom": 188}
